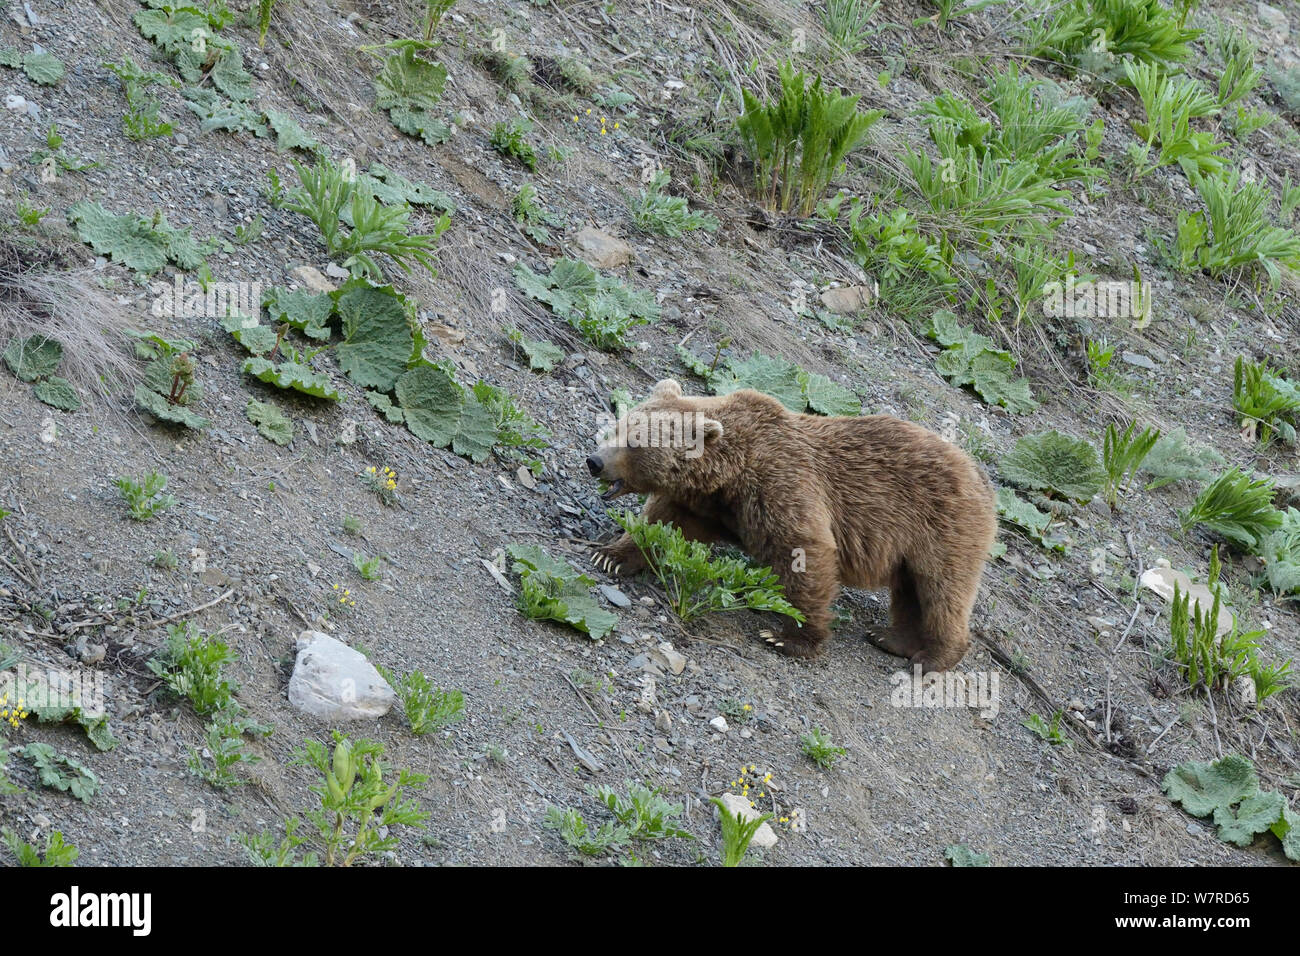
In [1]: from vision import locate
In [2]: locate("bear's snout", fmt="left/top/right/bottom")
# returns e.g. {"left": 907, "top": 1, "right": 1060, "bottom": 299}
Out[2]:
{"left": 586, "top": 455, "right": 603, "bottom": 477}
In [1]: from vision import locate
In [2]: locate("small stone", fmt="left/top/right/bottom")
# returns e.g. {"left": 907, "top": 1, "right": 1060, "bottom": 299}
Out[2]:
{"left": 573, "top": 226, "right": 634, "bottom": 269}
{"left": 653, "top": 641, "right": 686, "bottom": 675}
{"left": 291, "top": 265, "right": 336, "bottom": 294}
{"left": 600, "top": 584, "right": 631, "bottom": 608}
{"left": 1121, "top": 351, "right": 1158, "bottom": 370}
{"left": 819, "top": 285, "right": 873, "bottom": 314}
{"left": 655, "top": 710, "right": 672, "bottom": 732}
{"left": 516, "top": 466, "right": 536, "bottom": 490}
{"left": 5, "top": 94, "right": 28, "bottom": 112}
{"left": 709, "top": 715, "right": 729, "bottom": 732}
{"left": 717, "top": 793, "right": 777, "bottom": 848}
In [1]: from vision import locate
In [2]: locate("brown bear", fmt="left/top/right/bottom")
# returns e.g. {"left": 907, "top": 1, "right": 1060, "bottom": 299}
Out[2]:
{"left": 586, "top": 379, "right": 996, "bottom": 670}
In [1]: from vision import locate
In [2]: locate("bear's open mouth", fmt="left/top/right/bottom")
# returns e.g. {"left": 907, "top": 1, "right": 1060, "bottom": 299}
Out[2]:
{"left": 600, "top": 479, "right": 626, "bottom": 499}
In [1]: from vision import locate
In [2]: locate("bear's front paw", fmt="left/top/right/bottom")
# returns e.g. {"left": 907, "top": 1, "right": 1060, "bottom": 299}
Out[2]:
{"left": 592, "top": 545, "right": 646, "bottom": 577}
{"left": 761, "top": 628, "right": 826, "bottom": 660}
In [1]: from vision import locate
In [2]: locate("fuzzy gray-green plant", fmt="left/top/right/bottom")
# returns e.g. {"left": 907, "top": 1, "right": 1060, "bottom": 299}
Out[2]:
{"left": 3, "top": 827, "right": 78, "bottom": 866}
{"left": 800, "top": 726, "right": 846, "bottom": 768}
{"left": 115, "top": 470, "right": 175, "bottom": 521}
{"left": 375, "top": 665, "right": 465, "bottom": 736}
{"left": 629, "top": 172, "right": 719, "bottom": 237}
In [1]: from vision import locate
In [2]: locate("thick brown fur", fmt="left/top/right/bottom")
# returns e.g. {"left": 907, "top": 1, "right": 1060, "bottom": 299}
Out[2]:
{"left": 588, "top": 379, "right": 997, "bottom": 670}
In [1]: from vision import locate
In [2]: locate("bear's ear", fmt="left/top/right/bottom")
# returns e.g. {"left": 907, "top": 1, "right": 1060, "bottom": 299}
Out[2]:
{"left": 701, "top": 417, "right": 724, "bottom": 442}
{"left": 651, "top": 378, "right": 683, "bottom": 399}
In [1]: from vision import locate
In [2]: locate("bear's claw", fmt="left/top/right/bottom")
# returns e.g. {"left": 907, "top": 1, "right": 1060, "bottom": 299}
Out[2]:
{"left": 592, "top": 553, "right": 622, "bottom": 576}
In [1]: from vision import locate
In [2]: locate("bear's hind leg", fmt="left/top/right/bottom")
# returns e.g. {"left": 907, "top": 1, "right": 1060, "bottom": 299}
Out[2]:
{"left": 870, "top": 567, "right": 928, "bottom": 661}
{"left": 910, "top": 570, "right": 978, "bottom": 672}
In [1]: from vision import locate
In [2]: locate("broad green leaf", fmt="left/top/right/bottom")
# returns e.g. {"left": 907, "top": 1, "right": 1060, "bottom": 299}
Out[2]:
{"left": 246, "top": 398, "right": 293, "bottom": 445}
{"left": 1271, "top": 805, "right": 1300, "bottom": 862}
{"left": 135, "top": 384, "right": 210, "bottom": 429}
{"left": 33, "top": 377, "right": 80, "bottom": 412}
{"left": 711, "top": 353, "right": 806, "bottom": 411}
{"left": 996, "top": 486, "right": 1068, "bottom": 552}
{"left": 3, "top": 335, "right": 62, "bottom": 382}
{"left": 800, "top": 370, "right": 861, "bottom": 416}
{"left": 944, "top": 844, "right": 991, "bottom": 867}
{"left": 220, "top": 313, "right": 280, "bottom": 355}
{"left": 507, "top": 544, "right": 618, "bottom": 640}
{"left": 364, "top": 389, "right": 405, "bottom": 423}
{"left": 265, "top": 108, "right": 318, "bottom": 152}
{"left": 22, "top": 51, "right": 64, "bottom": 85}
{"left": 262, "top": 286, "right": 333, "bottom": 340}
{"left": 142, "top": 358, "right": 204, "bottom": 405}
{"left": 1000, "top": 430, "right": 1104, "bottom": 503}
{"left": 1162, "top": 754, "right": 1258, "bottom": 818}
{"left": 1213, "top": 790, "right": 1286, "bottom": 847}
{"left": 513, "top": 335, "right": 564, "bottom": 373}
{"left": 210, "top": 47, "right": 254, "bottom": 102}
{"left": 363, "top": 164, "right": 455, "bottom": 212}
{"left": 332, "top": 281, "right": 413, "bottom": 391}
{"left": 242, "top": 357, "right": 341, "bottom": 400}
{"left": 394, "top": 363, "right": 496, "bottom": 461}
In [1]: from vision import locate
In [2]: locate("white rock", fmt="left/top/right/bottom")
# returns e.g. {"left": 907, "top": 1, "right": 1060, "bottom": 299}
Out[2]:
{"left": 1139, "top": 561, "right": 1232, "bottom": 636}
{"left": 290, "top": 264, "right": 336, "bottom": 294}
{"left": 288, "top": 630, "right": 395, "bottom": 720}
{"left": 717, "top": 793, "right": 777, "bottom": 848}
{"left": 5, "top": 94, "right": 27, "bottom": 112}
{"left": 709, "top": 715, "right": 729, "bottom": 732}
{"left": 573, "top": 226, "right": 634, "bottom": 269}
{"left": 653, "top": 641, "right": 686, "bottom": 675}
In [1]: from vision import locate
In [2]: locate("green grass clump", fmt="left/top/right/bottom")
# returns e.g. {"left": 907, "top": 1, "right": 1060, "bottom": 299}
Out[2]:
{"left": 1021, "top": 0, "right": 1200, "bottom": 75}
{"left": 3, "top": 828, "right": 78, "bottom": 866}
{"left": 611, "top": 512, "right": 804, "bottom": 624}
{"left": 713, "top": 797, "right": 771, "bottom": 867}
{"left": 1176, "top": 171, "right": 1300, "bottom": 287}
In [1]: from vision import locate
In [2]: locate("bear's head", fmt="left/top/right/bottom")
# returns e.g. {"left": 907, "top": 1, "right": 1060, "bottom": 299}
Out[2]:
{"left": 587, "top": 379, "right": 726, "bottom": 498}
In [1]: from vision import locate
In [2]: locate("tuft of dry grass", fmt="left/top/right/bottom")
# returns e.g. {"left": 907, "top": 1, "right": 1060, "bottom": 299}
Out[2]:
{"left": 0, "top": 232, "right": 137, "bottom": 405}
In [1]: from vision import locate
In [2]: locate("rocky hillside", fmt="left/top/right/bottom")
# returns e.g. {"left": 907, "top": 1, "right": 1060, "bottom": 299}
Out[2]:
{"left": 0, "top": 0, "right": 1298, "bottom": 866}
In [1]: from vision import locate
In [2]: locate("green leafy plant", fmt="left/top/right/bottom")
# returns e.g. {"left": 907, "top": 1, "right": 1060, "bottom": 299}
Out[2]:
{"left": 1233, "top": 356, "right": 1299, "bottom": 447}
{"left": 1023, "top": 710, "right": 1068, "bottom": 744}
{"left": 543, "top": 806, "right": 630, "bottom": 857}
{"left": 589, "top": 781, "right": 692, "bottom": 844}
{"left": 507, "top": 544, "right": 618, "bottom": 640}
{"left": 394, "top": 362, "right": 496, "bottom": 460}
{"left": 513, "top": 183, "right": 564, "bottom": 244}
{"left": 147, "top": 622, "right": 238, "bottom": 716}
{"left": 1179, "top": 468, "right": 1281, "bottom": 552}
{"left": 800, "top": 726, "right": 846, "bottom": 768}
{"left": 1021, "top": 0, "right": 1200, "bottom": 74}
{"left": 2, "top": 335, "right": 81, "bottom": 412}
{"left": 507, "top": 328, "right": 564, "bottom": 373}
{"left": 823, "top": 0, "right": 883, "bottom": 54}
{"left": 246, "top": 398, "right": 294, "bottom": 445}
{"left": 1124, "top": 61, "right": 1224, "bottom": 179}
{"left": 737, "top": 60, "right": 884, "bottom": 216}
{"left": 1000, "top": 430, "right": 1105, "bottom": 503}
{"left": 846, "top": 205, "right": 955, "bottom": 311}
{"left": 629, "top": 172, "right": 719, "bottom": 237}
{"left": 471, "top": 381, "right": 549, "bottom": 473}
{"left": 351, "top": 550, "right": 383, "bottom": 581}
{"left": 373, "top": 44, "right": 450, "bottom": 144}
{"left": 921, "top": 311, "right": 1036, "bottom": 413}
{"left": 514, "top": 259, "right": 659, "bottom": 350}
{"left": 241, "top": 733, "right": 428, "bottom": 866}
{"left": 1163, "top": 754, "right": 1298, "bottom": 861}
{"left": 24, "top": 742, "right": 99, "bottom": 802}
{"left": 1102, "top": 420, "right": 1160, "bottom": 508}
{"left": 678, "top": 348, "right": 862, "bottom": 416}
{"left": 2, "top": 828, "right": 78, "bottom": 866}
{"left": 490, "top": 117, "right": 539, "bottom": 170}
{"left": 256, "top": 0, "right": 276, "bottom": 45}
{"left": 68, "top": 200, "right": 214, "bottom": 275}
{"left": 996, "top": 486, "right": 1069, "bottom": 552}
{"left": 944, "top": 843, "right": 991, "bottom": 866}
{"left": 612, "top": 512, "right": 804, "bottom": 625}
{"left": 376, "top": 666, "right": 465, "bottom": 736}
{"left": 115, "top": 470, "right": 175, "bottom": 521}
{"left": 105, "top": 56, "right": 176, "bottom": 141}
{"left": 422, "top": 0, "right": 457, "bottom": 41}
{"left": 712, "top": 797, "right": 771, "bottom": 867}
{"left": 187, "top": 713, "right": 267, "bottom": 788}
{"left": 287, "top": 157, "right": 450, "bottom": 281}
{"left": 1260, "top": 508, "right": 1300, "bottom": 599}
{"left": 1177, "top": 171, "right": 1300, "bottom": 287}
